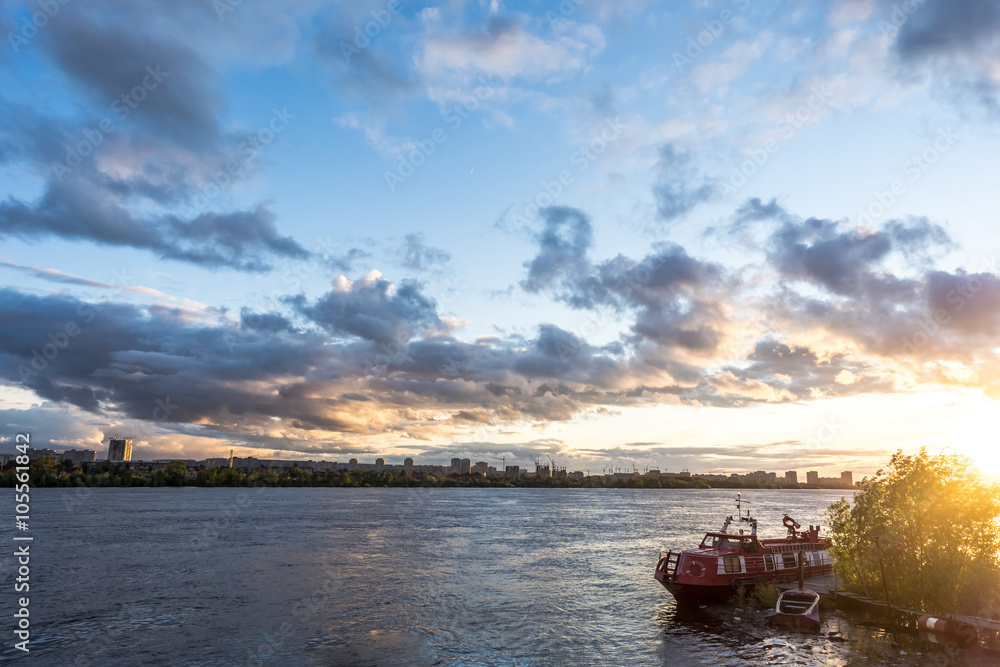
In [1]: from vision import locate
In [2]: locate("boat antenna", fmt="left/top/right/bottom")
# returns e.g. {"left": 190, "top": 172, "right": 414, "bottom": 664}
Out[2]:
{"left": 735, "top": 492, "right": 758, "bottom": 535}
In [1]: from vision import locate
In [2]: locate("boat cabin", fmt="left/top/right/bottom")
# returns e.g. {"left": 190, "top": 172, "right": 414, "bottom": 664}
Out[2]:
{"left": 699, "top": 533, "right": 763, "bottom": 554}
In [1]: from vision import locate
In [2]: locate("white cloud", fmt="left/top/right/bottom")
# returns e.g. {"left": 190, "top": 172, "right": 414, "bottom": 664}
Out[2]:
{"left": 692, "top": 34, "right": 773, "bottom": 95}
{"left": 419, "top": 19, "right": 604, "bottom": 80}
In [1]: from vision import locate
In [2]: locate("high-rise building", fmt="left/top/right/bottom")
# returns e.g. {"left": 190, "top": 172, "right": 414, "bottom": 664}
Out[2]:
{"left": 375, "top": 458, "right": 385, "bottom": 468}
{"left": 785, "top": 470, "right": 797, "bottom": 484}
{"left": 107, "top": 438, "right": 132, "bottom": 462}
{"left": 27, "top": 448, "right": 59, "bottom": 461}
{"left": 806, "top": 471, "right": 819, "bottom": 485}
{"left": 404, "top": 457, "right": 414, "bottom": 467}
{"left": 460, "top": 458, "right": 471, "bottom": 474}
{"left": 63, "top": 449, "right": 98, "bottom": 465}
{"left": 349, "top": 458, "right": 359, "bottom": 464}
{"left": 841, "top": 471, "right": 853, "bottom": 486}
{"left": 471, "top": 461, "right": 489, "bottom": 476}
{"left": 504, "top": 465, "right": 520, "bottom": 478}
{"left": 451, "top": 457, "right": 462, "bottom": 474}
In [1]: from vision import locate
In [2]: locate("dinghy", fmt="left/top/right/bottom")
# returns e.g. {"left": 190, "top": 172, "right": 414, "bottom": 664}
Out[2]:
{"left": 765, "top": 588, "right": 821, "bottom": 630}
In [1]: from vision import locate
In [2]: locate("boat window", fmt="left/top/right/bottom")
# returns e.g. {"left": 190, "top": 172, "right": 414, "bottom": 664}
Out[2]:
{"left": 724, "top": 557, "right": 742, "bottom": 573}
{"left": 764, "top": 554, "right": 774, "bottom": 571}
{"left": 781, "top": 552, "right": 797, "bottom": 569}
{"left": 701, "top": 535, "right": 740, "bottom": 550}
{"left": 742, "top": 538, "right": 759, "bottom": 554}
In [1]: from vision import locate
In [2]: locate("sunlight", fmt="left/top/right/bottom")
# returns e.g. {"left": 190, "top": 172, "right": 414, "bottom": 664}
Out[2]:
{"left": 947, "top": 391, "right": 1000, "bottom": 476}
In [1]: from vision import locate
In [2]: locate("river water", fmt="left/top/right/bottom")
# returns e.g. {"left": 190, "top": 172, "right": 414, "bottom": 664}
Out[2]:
{"left": 2, "top": 487, "right": 997, "bottom": 666}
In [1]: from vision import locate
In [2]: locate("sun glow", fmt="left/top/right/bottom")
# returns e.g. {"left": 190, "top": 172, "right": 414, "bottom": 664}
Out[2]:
{"left": 947, "top": 391, "right": 1000, "bottom": 476}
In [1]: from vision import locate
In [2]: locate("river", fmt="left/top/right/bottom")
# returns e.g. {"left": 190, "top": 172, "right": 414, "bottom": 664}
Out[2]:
{"left": 1, "top": 487, "right": 996, "bottom": 665}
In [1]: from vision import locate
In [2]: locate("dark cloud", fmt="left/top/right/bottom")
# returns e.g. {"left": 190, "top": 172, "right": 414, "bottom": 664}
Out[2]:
{"left": 520, "top": 206, "right": 594, "bottom": 299}
{"left": 886, "top": 0, "right": 1000, "bottom": 61}
{"left": 44, "top": 9, "right": 222, "bottom": 148}
{"left": 0, "top": 182, "right": 308, "bottom": 272}
{"left": 745, "top": 201, "right": 1000, "bottom": 371}
{"left": 327, "top": 248, "right": 373, "bottom": 273}
{"left": 3, "top": 197, "right": 1000, "bottom": 456}
{"left": 289, "top": 273, "right": 441, "bottom": 345}
{"left": 878, "top": 0, "right": 1000, "bottom": 114}
{"left": 0, "top": 283, "right": 641, "bottom": 445}
{"left": 0, "top": 0, "right": 311, "bottom": 271}
{"left": 314, "top": 7, "right": 420, "bottom": 104}
{"left": 520, "top": 206, "right": 729, "bottom": 352}
{"left": 652, "top": 143, "right": 716, "bottom": 222}
{"left": 400, "top": 233, "right": 451, "bottom": 271}
{"left": 750, "top": 200, "right": 950, "bottom": 299}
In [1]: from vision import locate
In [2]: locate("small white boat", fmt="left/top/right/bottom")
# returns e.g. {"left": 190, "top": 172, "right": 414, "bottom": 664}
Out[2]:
{"left": 765, "top": 589, "right": 821, "bottom": 629}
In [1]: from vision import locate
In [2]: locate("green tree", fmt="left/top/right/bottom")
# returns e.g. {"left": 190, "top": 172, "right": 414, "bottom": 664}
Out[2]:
{"left": 163, "top": 461, "right": 188, "bottom": 486}
{"left": 827, "top": 448, "right": 1000, "bottom": 615}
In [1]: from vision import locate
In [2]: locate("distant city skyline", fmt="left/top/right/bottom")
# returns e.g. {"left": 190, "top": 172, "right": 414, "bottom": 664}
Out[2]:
{"left": 20, "top": 443, "right": 858, "bottom": 482}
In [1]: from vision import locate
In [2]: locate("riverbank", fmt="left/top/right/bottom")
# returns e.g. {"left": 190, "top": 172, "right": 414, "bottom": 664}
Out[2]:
{"left": 2, "top": 461, "right": 858, "bottom": 490}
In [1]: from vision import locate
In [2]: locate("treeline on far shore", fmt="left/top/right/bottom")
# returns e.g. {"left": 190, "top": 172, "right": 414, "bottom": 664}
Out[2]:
{"left": 2, "top": 457, "right": 844, "bottom": 490}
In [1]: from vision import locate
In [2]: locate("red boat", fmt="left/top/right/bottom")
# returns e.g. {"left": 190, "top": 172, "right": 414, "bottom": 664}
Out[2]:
{"left": 654, "top": 494, "right": 833, "bottom": 604}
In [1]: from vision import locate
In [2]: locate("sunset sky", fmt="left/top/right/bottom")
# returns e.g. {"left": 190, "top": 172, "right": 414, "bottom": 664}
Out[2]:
{"left": 2, "top": 0, "right": 999, "bottom": 475}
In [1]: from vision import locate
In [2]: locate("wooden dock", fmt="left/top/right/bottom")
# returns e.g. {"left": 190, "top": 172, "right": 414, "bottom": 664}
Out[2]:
{"left": 776, "top": 573, "right": 838, "bottom": 596}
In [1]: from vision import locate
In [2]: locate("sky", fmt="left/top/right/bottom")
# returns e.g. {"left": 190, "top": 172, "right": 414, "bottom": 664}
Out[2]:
{"left": 1, "top": 0, "right": 1000, "bottom": 476}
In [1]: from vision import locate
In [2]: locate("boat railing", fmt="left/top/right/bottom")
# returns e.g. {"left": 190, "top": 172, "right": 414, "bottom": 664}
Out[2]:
{"left": 737, "top": 551, "right": 836, "bottom": 575}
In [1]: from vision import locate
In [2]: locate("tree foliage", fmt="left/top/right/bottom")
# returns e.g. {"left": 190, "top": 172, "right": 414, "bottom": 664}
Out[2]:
{"left": 827, "top": 448, "right": 1000, "bottom": 616}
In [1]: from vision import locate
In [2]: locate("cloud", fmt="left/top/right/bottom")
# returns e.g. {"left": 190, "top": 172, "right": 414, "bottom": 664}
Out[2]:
{"left": 691, "top": 35, "right": 772, "bottom": 94}
{"left": 0, "top": 0, "right": 311, "bottom": 271}
{"left": 878, "top": 0, "right": 1000, "bottom": 114}
{"left": 519, "top": 206, "right": 730, "bottom": 352}
{"left": 0, "top": 183, "right": 308, "bottom": 272}
{"left": 326, "top": 247, "right": 374, "bottom": 273}
{"left": 520, "top": 206, "right": 594, "bottom": 299}
{"left": 43, "top": 9, "right": 222, "bottom": 148}
{"left": 2, "top": 196, "right": 999, "bottom": 459}
{"left": 652, "top": 144, "right": 717, "bottom": 222}
{"left": 316, "top": 18, "right": 420, "bottom": 104}
{"left": 290, "top": 270, "right": 442, "bottom": 345}
{"left": 419, "top": 16, "right": 604, "bottom": 80}
{"left": 400, "top": 233, "right": 451, "bottom": 271}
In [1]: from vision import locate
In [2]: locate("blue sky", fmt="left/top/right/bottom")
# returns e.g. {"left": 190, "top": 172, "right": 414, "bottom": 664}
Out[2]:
{"left": 2, "top": 0, "right": 1000, "bottom": 475}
